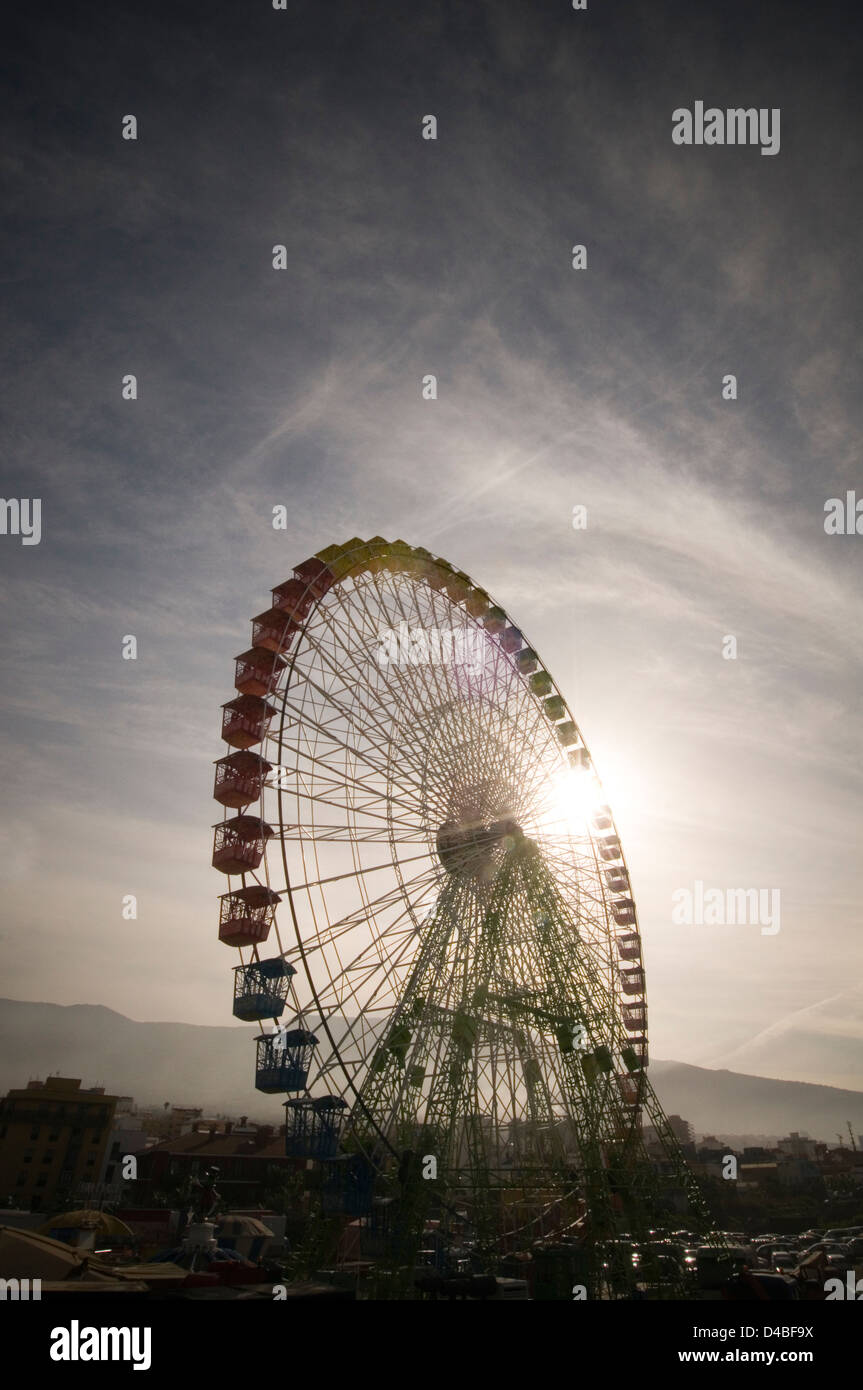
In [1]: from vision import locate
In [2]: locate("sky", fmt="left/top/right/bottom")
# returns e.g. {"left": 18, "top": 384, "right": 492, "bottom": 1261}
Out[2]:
{"left": 1, "top": 0, "right": 861, "bottom": 1092}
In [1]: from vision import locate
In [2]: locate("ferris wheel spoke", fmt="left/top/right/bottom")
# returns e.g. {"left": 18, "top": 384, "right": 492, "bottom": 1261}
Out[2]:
{"left": 276, "top": 696, "right": 429, "bottom": 802}
{"left": 284, "top": 590, "right": 453, "bottom": 792}
{"left": 287, "top": 847, "right": 438, "bottom": 894}
{"left": 292, "top": 669, "right": 431, "bottom": 789}
{"left": 274, "top": 780, "right": 428, "bottom": 832}
{"left": 320, "top": 868, "right": 467, "bottom": 1009}
{"left": 277, "top": 824, "right": 431, "bottom": 844}
{"left": 308, "top": 879, "right": 467, "bottom": 1077}
{"left": 281, "top": 857, "right": 443, "bottom": 963}
{"left": 370, "top": 581, "right": 501, "bottom": 807}
{"left": 334, "top": 571, "right": 534, "bottom": 817}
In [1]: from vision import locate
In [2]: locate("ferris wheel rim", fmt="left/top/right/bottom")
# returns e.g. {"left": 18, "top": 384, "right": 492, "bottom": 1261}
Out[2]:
{"left": 214, "top": 536, "right": 650, "bottom": 1173}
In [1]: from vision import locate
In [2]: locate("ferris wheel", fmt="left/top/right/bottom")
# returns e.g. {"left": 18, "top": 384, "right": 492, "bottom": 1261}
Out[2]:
{"left": 212, "top": 537, "right": 713, "bottom": 1289}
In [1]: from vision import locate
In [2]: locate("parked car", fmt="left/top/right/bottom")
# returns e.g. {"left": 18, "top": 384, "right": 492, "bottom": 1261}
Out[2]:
{"left": 824, "top": 1252, "right": 851, "bottom": 1273}
{"left": 695, "top": 1245, "right": 751, "bottom": 1292}
{"left": 724, "top": 1271, "right": 800, "bottom": 1301}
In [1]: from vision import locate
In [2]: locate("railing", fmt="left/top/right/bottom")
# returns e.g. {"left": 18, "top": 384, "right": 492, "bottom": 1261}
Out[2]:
{"left": 223, "top": 714, "right": 267, "bottom": 739}
{"left": 214, "top": 840, "right": 260, "bottom": 863}
{"left": 215, "top": 773, "right": 262, "bottom": 800}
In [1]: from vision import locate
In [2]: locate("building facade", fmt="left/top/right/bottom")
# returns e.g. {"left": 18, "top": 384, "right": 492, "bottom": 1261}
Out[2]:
{"left": 0, "top": 1077, "right": 119, "bottom": 1213}
{"left": 132, "top": 1121, "right": 305, "bottom": 1210}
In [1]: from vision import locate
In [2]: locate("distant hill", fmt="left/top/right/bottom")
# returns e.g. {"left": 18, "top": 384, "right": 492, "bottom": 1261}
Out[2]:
{"left": 0, "top": 998, "right": 278, "bottom": 1120}
{"left": 647, "top": 1059, "right": 863, "bottom": 1145}
{"left": 1, "top": 998, "right": 862, "bottom": 1142}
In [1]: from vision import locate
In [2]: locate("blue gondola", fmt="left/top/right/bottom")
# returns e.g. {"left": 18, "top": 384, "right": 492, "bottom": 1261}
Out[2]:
{"left": 357, "top": 1195, "right": 396, "bottom": 1258}
{"left": 233, "top": 958, "right": 296, "bottom": 1022}
{"left": 321, "top": 1153, "right": 375, "bottom": 1215}
{"left": 284, "top": 1095, "right": 348, "bottom": 1159}
{"left": 255, "top": 1029, "right": 318, "bottom": 1093}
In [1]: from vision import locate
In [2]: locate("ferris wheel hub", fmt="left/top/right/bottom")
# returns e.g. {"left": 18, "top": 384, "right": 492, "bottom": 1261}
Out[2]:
{"left": 436, "top": 817, "right": 524, "bottom": 873}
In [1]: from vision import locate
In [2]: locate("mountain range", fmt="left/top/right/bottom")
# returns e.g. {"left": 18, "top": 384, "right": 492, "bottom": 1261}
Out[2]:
{"left": 1, "top": 998, "right": 861, "bottom": 1144}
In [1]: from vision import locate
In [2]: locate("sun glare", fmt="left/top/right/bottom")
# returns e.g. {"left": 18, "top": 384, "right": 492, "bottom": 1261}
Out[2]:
{"left": 543, "top": 765, "right": 607, "bottom": 834}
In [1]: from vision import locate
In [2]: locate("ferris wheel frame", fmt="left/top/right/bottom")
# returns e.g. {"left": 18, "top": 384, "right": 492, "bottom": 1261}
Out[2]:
{"left": 213, "top": 537, "right": 649, "bottom": 1174}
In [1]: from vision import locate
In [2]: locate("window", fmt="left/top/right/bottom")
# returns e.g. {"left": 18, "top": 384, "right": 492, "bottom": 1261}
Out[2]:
{"left": 42, "top": 1151, "right": 54, "bottom": 1164}
{"left": 36, "top": 1176, "right": 47, "bottom": 1188}
{"left": 16, "top": 1174, "right": 26, "bottom": 1187}
{"left": 86, "top": 1157, "right": 95, "bottom": 1167}
{"left": 48, "top": 1131, "right": 59, "bottom": 1142}
{"left": 30, "top": 1125, "right": 40, "bottom": 1140}
{"left": 90, "top": 1132, "right": 101, "bottom": 1144}
{"left": 23, "top": 1152, "right": 33, "bottom": 1164}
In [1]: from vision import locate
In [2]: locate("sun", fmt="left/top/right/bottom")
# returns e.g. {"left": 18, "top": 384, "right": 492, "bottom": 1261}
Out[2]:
{"left": 541, "top": 765, "right": 608, "bottom": 835}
